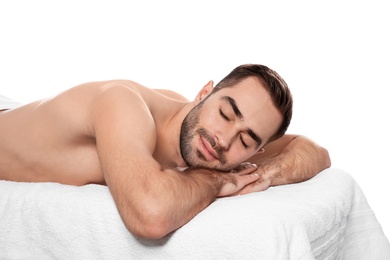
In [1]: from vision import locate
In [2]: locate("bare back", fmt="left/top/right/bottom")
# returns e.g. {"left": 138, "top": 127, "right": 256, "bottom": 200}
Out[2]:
{"left": 0, "top": 80, "right": 187, "bottom": 185}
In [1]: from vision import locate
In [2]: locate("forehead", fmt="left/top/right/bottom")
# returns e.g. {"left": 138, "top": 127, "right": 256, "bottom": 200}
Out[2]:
{"left": 211, "top": 77, "right": 283, "bottom": 143}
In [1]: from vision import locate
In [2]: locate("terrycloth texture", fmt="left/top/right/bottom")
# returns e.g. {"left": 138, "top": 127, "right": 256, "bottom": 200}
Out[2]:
{"left": 0, "top": 168, "right": 389, "bottom": 259}
{"left": 0, "top": 95, "right": 22, "bottom": 110}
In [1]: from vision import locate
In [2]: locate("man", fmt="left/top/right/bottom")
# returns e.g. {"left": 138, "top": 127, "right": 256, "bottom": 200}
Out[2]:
{"left": 0, "top": 64, "right": 331, "bottom": 239}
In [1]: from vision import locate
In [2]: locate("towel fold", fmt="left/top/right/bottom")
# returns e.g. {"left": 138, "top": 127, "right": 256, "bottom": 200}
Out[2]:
{"left": 0, "top": 94, "right": 22, "bottom": 110}
{"left": 1, "top": 168, "right": 389, "bottom": 259}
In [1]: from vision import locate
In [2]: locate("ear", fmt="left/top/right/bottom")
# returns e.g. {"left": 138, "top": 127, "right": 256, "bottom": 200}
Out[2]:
{"left": 256, "top": 148, "right": 265, "bottom": 154}
{"left": 195, "top": 80, "right": 214, "bottom": 102}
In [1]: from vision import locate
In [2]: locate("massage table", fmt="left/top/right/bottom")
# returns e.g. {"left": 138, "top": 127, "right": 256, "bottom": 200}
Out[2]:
{"left": 1, "top": 168, "right": 389, "bottom": 259}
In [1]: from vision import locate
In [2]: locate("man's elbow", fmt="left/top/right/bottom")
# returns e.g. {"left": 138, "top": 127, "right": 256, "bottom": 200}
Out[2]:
{"left": 321, "top": 146, "right": 331, "bottom": 169}
{"left": 127, "top": 223, "right": 171, "bottom": 240}
{"left": 122, "top": 205, "right": 174, "bottom": 239}
{"left": 301, "top": 135, "right": 331, "bottom": 170}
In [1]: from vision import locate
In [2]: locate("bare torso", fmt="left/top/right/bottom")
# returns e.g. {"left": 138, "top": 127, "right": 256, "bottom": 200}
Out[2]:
{"left": 0, "top": 75, "right": 331, "bottom": 239}
{"left": 0, "top": 80, "right": 188, "bottom": 185}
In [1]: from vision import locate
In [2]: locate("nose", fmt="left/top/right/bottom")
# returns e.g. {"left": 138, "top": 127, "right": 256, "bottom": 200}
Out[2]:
{"left": 214, "top": 128, "right": 235, "bottom": 150}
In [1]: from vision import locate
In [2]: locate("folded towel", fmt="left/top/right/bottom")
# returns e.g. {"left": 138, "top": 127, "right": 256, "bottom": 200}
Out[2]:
{"left": 0, "top": 94, "right": 22, "bottom": 110}
{"left": 1, "top": 168, "right": 389, "bottom": 259}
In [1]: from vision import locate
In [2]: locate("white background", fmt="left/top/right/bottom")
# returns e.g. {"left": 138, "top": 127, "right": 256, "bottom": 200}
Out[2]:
{"left": 1, "top": 1, "right": 389, "bottom": 239}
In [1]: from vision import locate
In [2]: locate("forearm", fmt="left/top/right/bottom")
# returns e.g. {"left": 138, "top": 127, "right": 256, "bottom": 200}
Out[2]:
{"left": 125, "top": 167, "right": 223, "bottom": 239}
{"left": 252, "top": 136, "right": 331, "bottom": 186}
{"left": 119, "top": 165, "right": 259, "bottom": 239}
{"left": 159, "top": 168, "right": 223, "bottom": 233}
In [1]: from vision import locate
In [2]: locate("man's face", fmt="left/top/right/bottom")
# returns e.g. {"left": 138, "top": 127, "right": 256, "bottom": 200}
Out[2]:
{"left": 180, "top": 76, "right": 283, "bottom": 171}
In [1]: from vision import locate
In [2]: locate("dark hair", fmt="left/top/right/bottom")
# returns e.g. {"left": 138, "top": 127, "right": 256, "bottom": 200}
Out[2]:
{"left": 212, "top": 64, "right": 293, "bottom": 143}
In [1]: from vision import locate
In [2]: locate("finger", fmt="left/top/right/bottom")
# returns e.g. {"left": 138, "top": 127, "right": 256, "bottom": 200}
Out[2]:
{"left": 231, "top": 162, "right": 253, "bottom": 173}
{"left": 236, "top": 162, "right": 251, "bottom": 170}
{"left": 236, "top": 172, "right": 260, "bottom": 187}
{"left": 235, "top": 179, "right": 271, "bottom": 195}
{"left": 218, "top": 173, "right": 260, "bottom": 197}
{"left": 236, "top": 164, "right": 258, "bottom": 176}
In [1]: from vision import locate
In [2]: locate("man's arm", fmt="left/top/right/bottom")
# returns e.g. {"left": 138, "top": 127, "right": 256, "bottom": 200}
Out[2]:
{"left": 91, "top": 85, "right": 259, "bottom": 239}
{"left": 238, "top": 134, "right": 331, "bottom": 194}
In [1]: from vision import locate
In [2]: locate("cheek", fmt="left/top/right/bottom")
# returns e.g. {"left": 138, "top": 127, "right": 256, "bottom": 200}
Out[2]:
{"left": 226, "top": 147, "right": 254, "bottom": 165}
{"left": 199, "top": 110, "right": 224, "bottom": 131}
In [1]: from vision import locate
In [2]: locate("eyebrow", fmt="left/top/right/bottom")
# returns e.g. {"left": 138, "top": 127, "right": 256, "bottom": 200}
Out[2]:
{"left": 222, "top": 96, "right": 243, "bottom": 119}
{"left": 221, "top": 96, "right": 263, "bottom": 148}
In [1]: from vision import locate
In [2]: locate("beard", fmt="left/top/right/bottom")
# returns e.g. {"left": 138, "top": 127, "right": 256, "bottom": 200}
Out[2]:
{"left": 179, "top": 102, "right": 229, "bottom": 171}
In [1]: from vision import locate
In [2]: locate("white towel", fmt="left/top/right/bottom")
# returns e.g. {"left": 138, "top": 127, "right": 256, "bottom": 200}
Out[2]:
{"left": 0, "top": 95, "right": 22, "bottom": 110}
{"left": 1, "top": 168, "right": 389, "bottom": 259}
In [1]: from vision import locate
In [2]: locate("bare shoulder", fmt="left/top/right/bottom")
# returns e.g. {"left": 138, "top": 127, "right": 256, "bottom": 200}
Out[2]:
{"left": 86, "top": 80, "right": 160, "bottom": 153}
{"left": 10, "top": 79, "right": 159, "bottom": 141}
{"left": 155, "top": 89, "right": 189, "bottom": 102}
{"left": 56, "top": 79, "right": 151, "bottom": 105}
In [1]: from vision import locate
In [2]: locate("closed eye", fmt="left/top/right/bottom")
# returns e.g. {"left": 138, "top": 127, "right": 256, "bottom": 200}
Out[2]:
{"left": 240, "top": 135, "right": 249, "bottom": 149}
{"left": 219, "top": 109, "right": 229, "bottom": 121}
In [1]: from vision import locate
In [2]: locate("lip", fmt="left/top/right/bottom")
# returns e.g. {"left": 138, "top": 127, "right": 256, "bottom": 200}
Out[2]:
{"left": 199, "top": 136, "right": 219, "bottom": 161}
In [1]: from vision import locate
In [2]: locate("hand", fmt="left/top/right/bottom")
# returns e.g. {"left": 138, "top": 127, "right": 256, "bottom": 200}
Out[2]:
{"left": 221, "top": 162, "right": 273, "bottom": 196}
{"left": 233, "top": 175, "right": 271, "bottom": 195}
{"left": 217, "top": 162, "right": 260, "bottom": 197}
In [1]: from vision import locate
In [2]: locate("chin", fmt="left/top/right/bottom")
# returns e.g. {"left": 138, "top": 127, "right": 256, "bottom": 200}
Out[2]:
{"left": 194, "top": 161, "right": 234, "bottom": 172}
{"left": 183, "top": 150, "right": 233, "bottom": 171}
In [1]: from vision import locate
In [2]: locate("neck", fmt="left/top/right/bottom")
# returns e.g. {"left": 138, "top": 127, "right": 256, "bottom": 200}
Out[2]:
{"left": 152, "top": 101, "right": 195, "bottom": 169}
